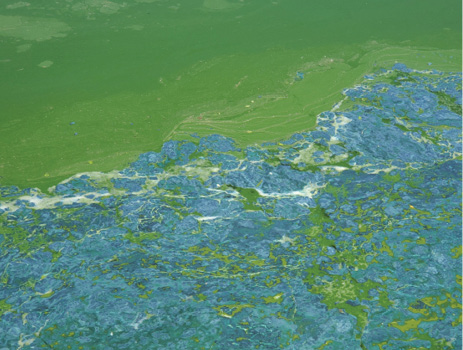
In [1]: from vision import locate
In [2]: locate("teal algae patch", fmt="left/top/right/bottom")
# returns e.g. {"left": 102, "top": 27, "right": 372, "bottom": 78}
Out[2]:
{"left": 0, "top": 65, "right": 461, "bottom": 349}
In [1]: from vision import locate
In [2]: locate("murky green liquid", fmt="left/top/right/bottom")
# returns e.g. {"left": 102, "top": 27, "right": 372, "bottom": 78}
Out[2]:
{"left": 0, "top": 0, "right": 461, "bottom": 191}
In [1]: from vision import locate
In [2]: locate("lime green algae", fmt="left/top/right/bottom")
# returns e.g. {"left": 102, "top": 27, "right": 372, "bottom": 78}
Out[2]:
{"left": 0, "top": 0, "right": 461, "bottom": 192}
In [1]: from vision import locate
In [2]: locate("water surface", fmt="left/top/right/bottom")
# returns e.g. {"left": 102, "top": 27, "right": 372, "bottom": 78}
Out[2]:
{"left": 0, "top": 0, "right": 461, "bottom": 190}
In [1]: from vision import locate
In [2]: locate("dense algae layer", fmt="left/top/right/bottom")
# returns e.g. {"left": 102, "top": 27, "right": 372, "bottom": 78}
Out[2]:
{"left": 0, "top": 65, "right": 461, "bottom": 349}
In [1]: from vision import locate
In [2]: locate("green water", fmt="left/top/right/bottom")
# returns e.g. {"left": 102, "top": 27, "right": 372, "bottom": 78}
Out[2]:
{"left": 0, "top": 0, "right": 461, "bottom": 191}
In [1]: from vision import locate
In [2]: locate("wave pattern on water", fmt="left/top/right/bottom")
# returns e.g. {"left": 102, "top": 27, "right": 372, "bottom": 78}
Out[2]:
{"left": 0, "top": 65, "right": 461, "bottom": 349}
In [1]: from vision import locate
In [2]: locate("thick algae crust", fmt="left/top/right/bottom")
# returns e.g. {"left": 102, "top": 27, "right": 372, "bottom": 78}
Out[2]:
{"left": 0, "top": 65, "right": 461, "bottom": 349}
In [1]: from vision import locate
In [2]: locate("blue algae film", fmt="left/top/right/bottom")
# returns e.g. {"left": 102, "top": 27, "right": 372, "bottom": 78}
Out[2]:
{"left": 0, "top": 65, "right": 461, "bottom": 349}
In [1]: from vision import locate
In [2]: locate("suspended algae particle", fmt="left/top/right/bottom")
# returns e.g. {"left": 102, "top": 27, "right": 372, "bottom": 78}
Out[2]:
{"left": 124, "top": 231, "right": 161, "bottom": 245}
{"left": 451, "top": 245, "right": 462, "bottom": 258}
{"left": 317, "top": 340, "right": 333, "bottom": 350}
{"left": 126, "top": 24, "right": 144, "bottom": 31}
{"left": 389, "top": 318, "right": 422, "bottom": 332}
{"left": 416, "top": 237, "right": 426, "bottom": 245}
{"left": 230, "top": 186, "right": 262, "bottom": 210}
{"left": 37, "top": 290, "right": 54, "bottom": 298}
{"left": 38, "top": 60, "right": 53, "bottom": 68}
{"left": 202, "top": 0, "right": 242, "bottom": 11}
{"left": 213, "top": 303, "right": 254, "bottom": 318}
{"left": 379, "top": 237, "right": 394, "bottom": 256}
{"left": 0, "top": 299, "right": 12, "bottom": 317}
{"left": 0, "top": 16, "right": 71, "bottom": 41}
{"left": 16, "top": 43, "right": 31, "bottom": 53}
{"left": 6, "top": 2, "right": 30, "bottom": 9}
{"left": 70, "top": 0, "right": 123, "bottom": 15}
{"left": 98, "top": 0, "right": 123, "bottom": 15}
{"left": 262, "top": 292, "right": 284, "bottom": 304}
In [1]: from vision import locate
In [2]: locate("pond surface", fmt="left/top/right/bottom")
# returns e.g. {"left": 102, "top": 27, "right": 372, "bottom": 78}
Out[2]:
{"left": 0, "top": 0, "right": 461, "bottom": 190}
{"left": 0, "top": 1, "right": 461, "bottom": 349}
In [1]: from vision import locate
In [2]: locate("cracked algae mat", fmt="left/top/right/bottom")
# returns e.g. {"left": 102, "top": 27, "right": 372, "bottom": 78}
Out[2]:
{"left": 0, "top": 0, "right": 462, "bottom": 349}
{"left": 1, "top": 65, "right": 462, "bottom": 349}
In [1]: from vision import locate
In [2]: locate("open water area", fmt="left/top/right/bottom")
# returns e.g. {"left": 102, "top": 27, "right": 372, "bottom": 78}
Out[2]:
{"left": 0, "top": 1, "right": 462, "bottom": 349}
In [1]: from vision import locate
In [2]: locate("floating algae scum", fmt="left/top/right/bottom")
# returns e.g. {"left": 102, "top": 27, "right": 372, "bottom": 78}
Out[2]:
{"left": 0, "top": 0, "right": 461, "bottom": 191}
{"left": 0, "top": 0, "right": 462, "bottom": 349}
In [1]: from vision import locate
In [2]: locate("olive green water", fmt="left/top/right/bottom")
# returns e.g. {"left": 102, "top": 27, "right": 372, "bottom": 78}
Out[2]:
{"left": 0, "top": 0, "right": 461, "bottom": 192}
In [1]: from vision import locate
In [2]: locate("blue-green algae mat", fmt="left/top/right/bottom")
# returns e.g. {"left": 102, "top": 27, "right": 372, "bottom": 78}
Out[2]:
{"left": 0, "top": 65, "right": 461, "bottom": 349}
